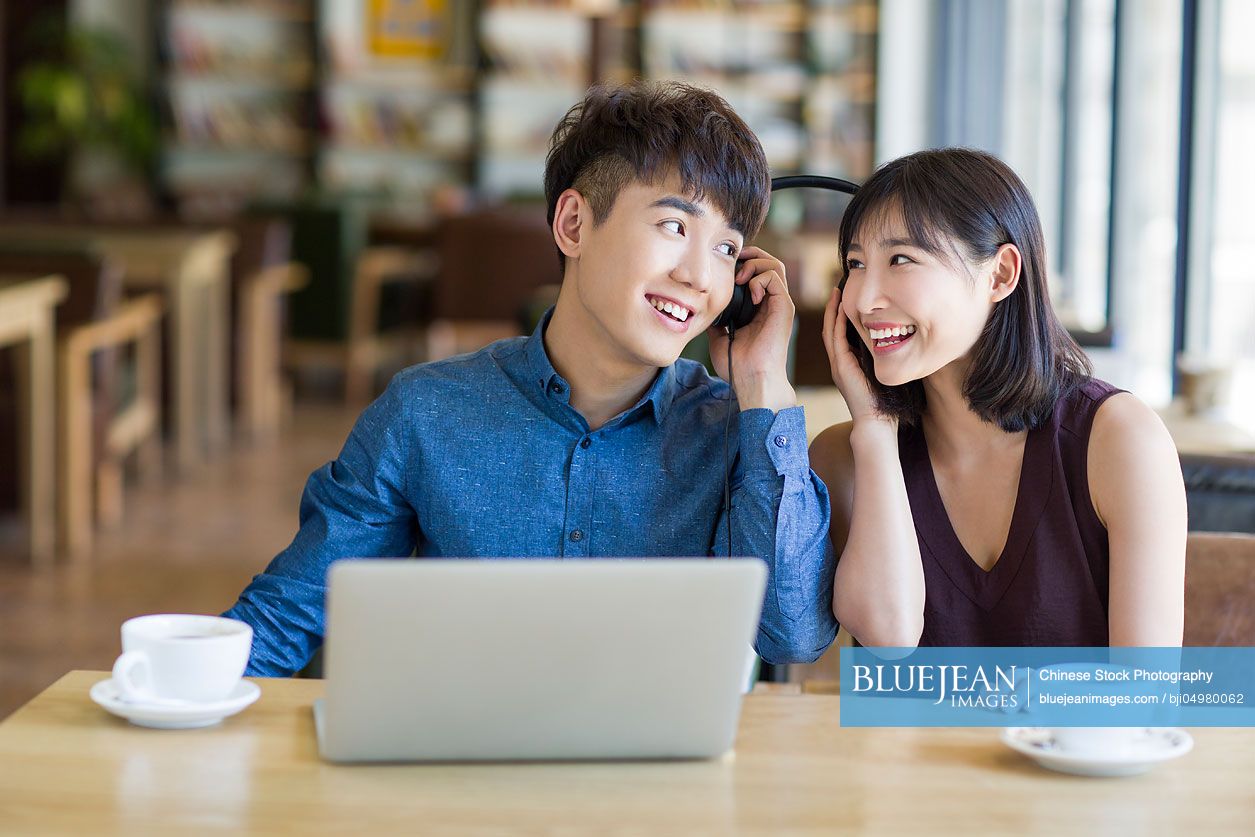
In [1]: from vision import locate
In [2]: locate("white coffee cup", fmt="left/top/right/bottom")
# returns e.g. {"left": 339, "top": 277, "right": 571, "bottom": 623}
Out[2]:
{"left": 112, "top": 614, "right": 252, "bottom": 704}
{"left": 1049, "top": 727, "right": 1143, "bottom": 758}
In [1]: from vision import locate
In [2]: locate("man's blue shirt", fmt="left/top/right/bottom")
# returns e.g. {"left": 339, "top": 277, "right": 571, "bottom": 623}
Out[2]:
{"left": 225, "top": 313, "right": 838, "bottom": 675}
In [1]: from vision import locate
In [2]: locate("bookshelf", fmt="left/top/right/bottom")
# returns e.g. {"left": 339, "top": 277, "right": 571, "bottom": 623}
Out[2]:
{"left": 641, "top": 0, "right": 876, "bottom": 229}
{"left": 805, "top": 0, "right": 877, "bottom": 180}
{"left": 477, "top": 0, "right": 637, "bottom": 198}
{"left": 642, "top": 1, "right": 809, "bottom": 172}
{"left": 151, "top": 1, "right": 877, "bottom": 223}
{"left": 154, "top": 0, "right": 318, "bottom": 219}
{"left": 472, "top": 1, "right": 877, "bottom": 215}
{"left": 154, "top": 0, "right": 477, "bottom": 222}
{"left": 317, "top": 0, "right": 477, "bottom": 223}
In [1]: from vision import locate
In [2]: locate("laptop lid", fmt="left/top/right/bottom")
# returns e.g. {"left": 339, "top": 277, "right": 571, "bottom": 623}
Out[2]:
{"left": 318, "top": 558, "right": 767, "bottom": 763}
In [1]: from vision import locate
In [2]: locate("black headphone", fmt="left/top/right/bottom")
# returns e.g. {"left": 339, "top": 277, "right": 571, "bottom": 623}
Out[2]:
{"left": 716, "top": 174, "right": 861, "bottom": 559}
{"left": 712, "top": 175, "right": 861, "bottom": 332}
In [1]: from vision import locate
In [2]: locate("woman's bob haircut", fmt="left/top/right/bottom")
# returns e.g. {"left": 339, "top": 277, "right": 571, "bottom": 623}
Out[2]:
{"left": 838, "top": 147, "right": 1092, "bottom": 432}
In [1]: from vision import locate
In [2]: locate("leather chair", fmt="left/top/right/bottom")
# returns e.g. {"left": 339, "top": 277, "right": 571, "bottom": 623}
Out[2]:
{"left": 427, "top": 205, "right": 561, "bottom": 361}
{"left": 1184, "top": 532, "right": 1255, "bottom": 645}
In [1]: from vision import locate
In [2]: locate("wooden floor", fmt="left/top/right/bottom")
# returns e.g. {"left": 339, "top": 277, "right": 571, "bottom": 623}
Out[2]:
{"left": 0, "top": 405, "right": 358, "bottom": 720}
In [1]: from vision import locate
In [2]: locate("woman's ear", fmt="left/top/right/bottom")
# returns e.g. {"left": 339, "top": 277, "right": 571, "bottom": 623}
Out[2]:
{"left": 552, "top": 188, "right": 586, "bottom": 259}
{"left": 989, "top": 243, "right": 1022, "bottom": 303}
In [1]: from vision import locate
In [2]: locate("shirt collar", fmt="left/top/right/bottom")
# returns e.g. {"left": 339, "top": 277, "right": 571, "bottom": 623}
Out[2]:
{"left": 519, "top": 307, "right": 678, "bottom": 425}
{"left": 522, "top": 307, "right": 564, "bottom": 397}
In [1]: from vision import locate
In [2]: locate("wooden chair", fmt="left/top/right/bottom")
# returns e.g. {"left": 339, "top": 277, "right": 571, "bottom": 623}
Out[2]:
{"left": 344, "top": 246, "right": 436, "bottom": 405}
{"left": 229, "top": 218, "right": 308, "bottom": 442}
{"left": 284, "top": 246, "right": 435, "bottom": 406}
{"left": 271, "top": 201, "right": 436, "bottom": 405}
{"left": 0, "top": 246, "right": 163, "bottom": 557}
{"left": 1184, "top": 532, "right": 1255, "bottom": 645}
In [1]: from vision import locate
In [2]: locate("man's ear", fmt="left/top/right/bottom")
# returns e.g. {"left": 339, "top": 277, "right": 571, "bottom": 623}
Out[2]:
{"left": 989, "top": 243, "right": 1021, "bottom": 303}
{"left": 552, "top": 188, "right": 587, "bottom": 259}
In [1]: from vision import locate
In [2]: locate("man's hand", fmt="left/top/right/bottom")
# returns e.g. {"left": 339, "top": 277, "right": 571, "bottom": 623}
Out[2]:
{"left": 708, "top": 245, "right": 797, "bottom": 413}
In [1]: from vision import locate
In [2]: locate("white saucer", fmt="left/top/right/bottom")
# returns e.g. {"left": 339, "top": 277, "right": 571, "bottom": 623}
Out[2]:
{"left": 1001, "top": 727, "right": 1194, "bottom": 777}
{"left": 90, "top": 678, "right": 261, "bottom": 729}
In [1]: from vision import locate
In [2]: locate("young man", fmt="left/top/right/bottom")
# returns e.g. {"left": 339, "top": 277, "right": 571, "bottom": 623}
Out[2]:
{"left": 224, "top": 81, "right": 838, "bottom": 676}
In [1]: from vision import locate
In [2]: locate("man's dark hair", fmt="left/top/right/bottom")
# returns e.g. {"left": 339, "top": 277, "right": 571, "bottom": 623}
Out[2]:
{"left": 838, "top": 147, "right": 1092, "bottom": 432}
{"left": 544, "top": 81, "right": 771, "bottom": 261}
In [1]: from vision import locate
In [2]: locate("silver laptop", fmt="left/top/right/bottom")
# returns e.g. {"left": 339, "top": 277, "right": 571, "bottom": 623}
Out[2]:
{"left": 313, "top": 558, "right": 766, "bottom": 763}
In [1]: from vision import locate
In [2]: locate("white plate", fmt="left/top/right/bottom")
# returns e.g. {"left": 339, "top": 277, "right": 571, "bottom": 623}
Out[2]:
{"left": 90, "top": 678, "right": 261, "bottom": 729}
{"left": 1001, "top": 727, "right": 1194, "bottom": 777}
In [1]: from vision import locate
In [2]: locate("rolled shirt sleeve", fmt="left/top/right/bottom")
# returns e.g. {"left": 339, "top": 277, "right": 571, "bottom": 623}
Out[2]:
{"left": 717, "top": 405, "right": 838, "bottom": 664}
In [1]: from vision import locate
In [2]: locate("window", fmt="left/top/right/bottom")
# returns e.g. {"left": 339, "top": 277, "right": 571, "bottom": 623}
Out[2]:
{"left": 1002, "top": 0, "right": 1116, "bottom": 340}
{"left": 1105, "top": 0, "right": 1183, "bottom": 405}
{"left": 917, "top": 0, "right": 1249, "bottom": 414}
{"left": 1186, "top": 0, "right": 1255, "bottom": 432}
{"left": 1002, "top": 0, "right": 1185, "bottom": 402}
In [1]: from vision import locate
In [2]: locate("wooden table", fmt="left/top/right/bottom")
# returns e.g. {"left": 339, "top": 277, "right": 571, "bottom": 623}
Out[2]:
{"left": 0, "top": 276, "right": 67, "bottom": 565}
{"left": 1156, "top": 400, "right": 1255, "bottom": 456}
{"left": 0, "top": 671, "right": 1251, "bottom": 833}
{"left": 94, "top": 231, "right": 236, "bottom": 472}
{"left": 0, "top": 227, "right": 236, "bottom": 472}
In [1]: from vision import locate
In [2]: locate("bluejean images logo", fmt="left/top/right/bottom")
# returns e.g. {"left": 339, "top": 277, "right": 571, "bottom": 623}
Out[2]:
{"left": 839, "top": 647, "right": 1255, "bottom": 727}
{"left": 850, "top": 662, "right": 1021, "bottom": 709}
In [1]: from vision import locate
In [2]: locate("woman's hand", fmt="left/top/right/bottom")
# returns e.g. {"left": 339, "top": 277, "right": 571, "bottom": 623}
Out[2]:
{"left": 821, "top": 285, "right": 886, "bottom": 425}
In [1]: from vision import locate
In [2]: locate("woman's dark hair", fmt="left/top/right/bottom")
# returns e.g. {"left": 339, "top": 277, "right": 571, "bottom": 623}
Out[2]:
{"left": 838, "top": 147, "right": 1092, "bottom": 432}
{"left": 544, "top": 81, "right": 771, "bottom": 261}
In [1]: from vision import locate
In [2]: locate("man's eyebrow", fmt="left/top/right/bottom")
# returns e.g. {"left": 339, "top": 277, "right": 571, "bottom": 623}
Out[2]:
{"left": 650, "top": 195, "right": 705, "bottom": 218}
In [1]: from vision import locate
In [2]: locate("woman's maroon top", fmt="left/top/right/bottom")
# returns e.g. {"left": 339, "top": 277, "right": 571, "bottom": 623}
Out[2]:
{"left": 899, "top": 378, "right": 1122, "bottom": 646}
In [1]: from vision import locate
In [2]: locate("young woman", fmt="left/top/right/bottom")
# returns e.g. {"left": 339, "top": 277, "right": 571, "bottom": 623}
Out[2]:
{"left": 811, "top": 148, "right": 1186, "bottom": 647}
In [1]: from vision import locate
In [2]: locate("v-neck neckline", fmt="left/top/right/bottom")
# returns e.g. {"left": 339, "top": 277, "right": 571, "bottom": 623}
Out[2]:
{"left": 901, "top": 418, "right": 1055, "bottom": 612}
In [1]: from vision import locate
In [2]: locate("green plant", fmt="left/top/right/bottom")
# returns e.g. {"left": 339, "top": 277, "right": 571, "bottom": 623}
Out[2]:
{"left": 15, "top": 20, "right": 157, "bottom": 176}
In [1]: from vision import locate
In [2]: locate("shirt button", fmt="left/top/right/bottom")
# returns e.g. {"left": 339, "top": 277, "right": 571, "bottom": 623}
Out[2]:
{"left": 569, "top": 529, "right": 584, "bottom": 542}
{"left": 580, "top": 437, "right": 591, "bottom": 449}
{"left": 774, "top": 434, "right": 789, "bottom": 448}
{"left": 550, "top": 382, "right": 564, "bottom": 395}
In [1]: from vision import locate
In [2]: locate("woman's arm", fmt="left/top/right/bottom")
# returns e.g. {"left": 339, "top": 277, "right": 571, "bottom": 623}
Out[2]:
{"left": 814, "top": 286, "right": 925, "bottom": 647}
{"left": 811, "top": 421, "right": 924, "bottom": 646}
{"left": 1088, "top": 393, "right": 1188, "bottom": 646}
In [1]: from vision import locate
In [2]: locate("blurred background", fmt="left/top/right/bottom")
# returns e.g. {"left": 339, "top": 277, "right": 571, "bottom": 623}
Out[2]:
{"left": 0, "top": 0, "right": 1251, "bottom": 711}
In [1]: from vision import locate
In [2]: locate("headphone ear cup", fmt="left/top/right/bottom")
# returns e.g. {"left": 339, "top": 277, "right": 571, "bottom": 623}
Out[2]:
{"left": 713, "top": 282, "right": 757, "bottom": 331}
